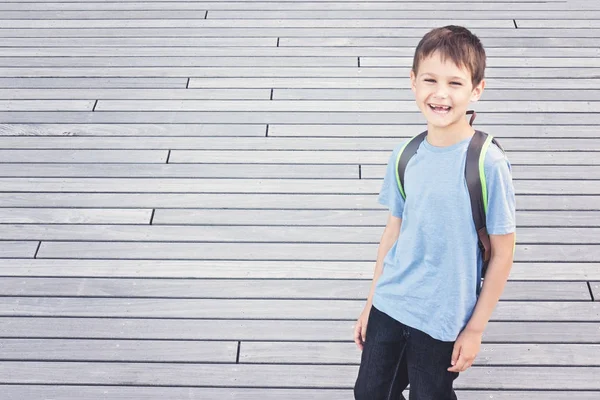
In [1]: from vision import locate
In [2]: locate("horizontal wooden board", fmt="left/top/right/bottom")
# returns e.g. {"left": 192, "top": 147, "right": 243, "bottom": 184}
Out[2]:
{"left": 5, "top": 28, "right": 600, "bottom": 40}
{"left": 1, "top": 362, "right": 600, "bottom": 389}
{"left": 0, "top": 18, "right": 517, "bottom": 29}
{"left": 0, "top": 100, "right": 93, "bottom": 111}
{"left": 170, "top": 150, "right": 600, "bottom": 164}
{"left": 91, "top": 99, "right": 600, "bottom": 113}
{"left": 363, "top": 56, "right": 600, "bottom": 68}
{"left": 0, "top": 193, "right": 598, "bottom": 211}
{"left": 0, "top": 225, "right": 596, "bottom": 245}
{"left": 154, "top": 209, "right": 600, "bottom": 227}
{"left": 1, "top": 46, "right": 598, "bottom": 58}
{"left": 0, "top": 241, "right": 38, "bottom": 258}
{"left": 364, "top": 165, "right": 600, "bottom": 180}
{"left": 274, "top": 88, "right": 600, "bottom": 101}
{"left": 3, "top": 177, "right": 600, "bottom": 194}
{"left": 2, "top": 136, "right": 600, "bottom": 151}
{"left": 280, "top": 37, "right": 600, "bottom": 48}
{"left": 0, "top": 123, "right": 266, "bottom": 137}
{"left": 0, "top": 339, "right": 237, "bottom": 362}
{"left": 32, "top": 241, "right": 600, "bottom": 262}
{"left": 1, "top": 386, "right": 599, "bottom": 400}
{"left": 0, "top": 163, "right": 357, "bottom": 179}
{"left": 209, "top": 10, "right": 600, "bottom": 19}
{"left": 0, "top": 150, "right": 168, "bottom": 163}
{"left": 592, "top": 282, "right": 599, "bottom": 301}
{"left": 0, "top": 2, "right": 585, "bottom": 12}
{"left": 0, "top": 317, "right": 597, "bottom": 343}
{"left": 1, "top": 259, "right": 597, "bottom": 281}
{"left": 0, "top": 37, "right": 275, "bottom": 47}
{"left": 240, "top": 342, "right": 600, "bottom": 365}
{"left": 6, "top": 66, "right": 600, "bottom": 79}
{"left": 0, "top": 78, "right": 187, "bottom": 88}
{"left": 268, "top": 124, "right": 600, "bottom": 138}
{"left": 1, "top": 297, "right": 599, "bottom": 321}
{"left": 0, "top": 88, "right": 271, "bottom": 100}
{"left": 0, "top": 278, "right": 588, "bottom": 301}
{"left": 0, "top": 208, "right": 151, "bottom": 224}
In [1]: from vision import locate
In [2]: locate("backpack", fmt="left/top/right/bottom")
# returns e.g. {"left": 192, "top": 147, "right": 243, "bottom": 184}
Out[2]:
{"left": 394, "top": 111, "right": 505, "bottom": 277}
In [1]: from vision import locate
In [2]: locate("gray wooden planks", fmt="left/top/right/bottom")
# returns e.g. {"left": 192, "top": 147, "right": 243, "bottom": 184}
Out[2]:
{"left": 6, "top": 66, "right": 600, "bottom": 79}
{"left": 0, "top": 88, "right": 599, "bottom": 101}
{"left": 0, "top": 241, "right": 38, "bottom": 258}
{"left": 2, "top": 361, "right": 600, "bottom": 389}
{"left": 0, "top": 150, "right": 168, "bottom": 163}
{"left": 0, "top": 278, "right": 588, "bottom": 301}
{"left": 0, "top": 123, "right": 266, "bottom": 137}
{"left": 1, "top": 297, "right": 599, "bottom": 321}
{"left": 0, "top": 78, "right": 188, "bottom": 88}
{"left": 0, "top": 208, "right": 151, "bottom": 224}
{"left": 1, "top": 0, "right": 599, "bottom": 396}
{"left": 6, "top": 28, "right": 600, "bottom": 39}
{"left": 591, "top": 282, "right": 599, "bottom": 301}
{"left": 30, "top": 241, "right": 600, "bottom": 262}
{"left": 0, "top": 163, "right": 357, "bottom": 179}
{"left": 240, "top": 342, "right": 600, "bottom": 365}
{"left": 0, "top": 224, "right": 597, "bottom": 245}
{"left": 3, "top": 178, "right": 600, "bottom": 194}
{"left": 0, "top": 2, "right": 587, "bottom": 12}
{"left": 0, "top": 317, "right": 597, "bottom": 343}
{"left": 0, "top": 339, "right": 237, "bottom": 363}
{"left": 2, "top": 46, "right": 599, "bottom": 58}
{"left": 1, "top": 259, "right": 598, "bottom": 281}
{"left": 2, "top": 387, "right": 600, "bottom": 400}
{"left": 153, "top": 209, "right": 600, "bottom": 227}
{"left": 4, "top": 111, "right": 596, "bottom": 124}
{"left": 1, "top": 193, "right": 599, "bottom": 211}
{"left": 2, "top": 136, "right": 600, "bottom": 151}
{"left": 268, "top": 124, "right": 600, "bottom": 137}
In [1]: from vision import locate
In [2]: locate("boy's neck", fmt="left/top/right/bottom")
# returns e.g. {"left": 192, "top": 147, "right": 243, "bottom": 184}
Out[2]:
{"left": 425, "top": 122, "right": 475, "bottom": 148}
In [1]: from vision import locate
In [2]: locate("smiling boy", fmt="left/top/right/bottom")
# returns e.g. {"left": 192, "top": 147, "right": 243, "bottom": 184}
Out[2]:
{"left": 353, "top": 26, "right": 516, "bottom": 399}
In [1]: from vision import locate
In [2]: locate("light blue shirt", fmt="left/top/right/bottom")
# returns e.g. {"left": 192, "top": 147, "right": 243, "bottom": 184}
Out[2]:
{"left": 373, "top": 134, "right": 516, "bottom": 342}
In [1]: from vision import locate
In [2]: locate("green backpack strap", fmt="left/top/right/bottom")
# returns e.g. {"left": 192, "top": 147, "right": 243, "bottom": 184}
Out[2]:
{"left": 395, "top": 129, "right": 504, "bottom": 276}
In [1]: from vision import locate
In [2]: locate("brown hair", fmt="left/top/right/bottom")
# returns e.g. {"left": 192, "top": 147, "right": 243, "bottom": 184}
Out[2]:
{"left": 412, "top": 25, "right": 486, "bottom": 87}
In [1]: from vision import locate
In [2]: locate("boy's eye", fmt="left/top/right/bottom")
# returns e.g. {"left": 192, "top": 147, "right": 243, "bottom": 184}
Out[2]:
{"left": 450, "top": 82, "right": 462, "bottom": 86}
{"left": 424, "top": 79, "right": 436, "bottom": 83}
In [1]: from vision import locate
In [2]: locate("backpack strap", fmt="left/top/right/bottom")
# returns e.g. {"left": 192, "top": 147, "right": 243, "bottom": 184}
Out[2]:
{"left": 466, "top": 130, "right": 505, "bottom": 276}
{"left": 395, "top": 131, "right": 427, "bottom": 200}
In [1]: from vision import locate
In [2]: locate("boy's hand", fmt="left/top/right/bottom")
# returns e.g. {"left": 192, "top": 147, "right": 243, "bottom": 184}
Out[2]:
{"left": 353, "top": 306, "right": 371, "bottom": 351}
{"left": 447, "top": 328, "right": 482, "bottom": 373}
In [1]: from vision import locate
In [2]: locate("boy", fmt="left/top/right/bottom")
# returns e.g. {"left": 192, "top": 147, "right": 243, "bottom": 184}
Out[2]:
{"left": 353, "top": 26, "right": 516, "bottom": 399}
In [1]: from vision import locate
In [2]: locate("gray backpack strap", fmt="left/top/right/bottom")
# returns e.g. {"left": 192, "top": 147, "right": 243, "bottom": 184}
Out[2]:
{"left": 395, "top": 131, "right": 427, "bottom": 200}
{"left": 466, "top": 130, "right": 504, "bottom": 276}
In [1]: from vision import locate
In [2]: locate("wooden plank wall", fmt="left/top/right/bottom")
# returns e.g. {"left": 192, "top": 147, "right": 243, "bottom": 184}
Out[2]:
{"left": 0, "top": 0, "right": 599, "bottom": 398}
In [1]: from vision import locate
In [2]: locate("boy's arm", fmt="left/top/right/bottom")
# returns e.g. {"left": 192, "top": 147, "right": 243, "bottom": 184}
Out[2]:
{"left": 448, "top": 232, "right": 515, "bottom": 372}
{"left": 465, "top": 232, "right": 515, "bottom": 333}
{"left": 365, "top": 213, "right": 402, "bottom": 308}
{"left": 354, "top": 213, "right": 401, "bottom": 350}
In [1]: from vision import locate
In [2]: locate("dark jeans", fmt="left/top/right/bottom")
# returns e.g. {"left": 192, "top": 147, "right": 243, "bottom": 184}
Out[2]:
{"left": 354, "top": 306, "right": 459, "bottom": 400}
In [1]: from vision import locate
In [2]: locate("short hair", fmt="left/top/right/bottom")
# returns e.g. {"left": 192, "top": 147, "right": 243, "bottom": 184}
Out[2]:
{"left": 412, "top": 25, "right": 486, "bottom": 87}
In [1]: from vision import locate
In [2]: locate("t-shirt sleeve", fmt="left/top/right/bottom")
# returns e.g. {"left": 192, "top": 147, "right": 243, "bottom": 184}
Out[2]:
{"left": 377, "top": 147, "right": 405, "bottom": 218}
{"left": 485, "top": 157, "right": 516, "bottom": 235}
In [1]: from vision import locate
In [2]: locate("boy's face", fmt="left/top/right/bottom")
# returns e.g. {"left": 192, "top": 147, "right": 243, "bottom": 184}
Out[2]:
{"left": 410, "top": 51, "right": 485, "bottom": 133}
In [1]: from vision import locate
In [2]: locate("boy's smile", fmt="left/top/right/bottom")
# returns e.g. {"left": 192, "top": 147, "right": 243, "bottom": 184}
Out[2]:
{"left": 410, "top": 51, "right": 485, "bottom": 144}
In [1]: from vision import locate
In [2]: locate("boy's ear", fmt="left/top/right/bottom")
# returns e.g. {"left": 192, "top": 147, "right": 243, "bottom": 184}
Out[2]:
{"left": 470, "top": 79, "right": 485, "bottom": 102}
{"left": 410, "top": 70, "right": 417, "bottom": 93}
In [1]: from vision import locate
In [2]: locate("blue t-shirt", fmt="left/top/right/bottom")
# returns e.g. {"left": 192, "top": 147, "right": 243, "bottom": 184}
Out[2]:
{"left": 373, "top": 134, "right": 516, "bottom": 342}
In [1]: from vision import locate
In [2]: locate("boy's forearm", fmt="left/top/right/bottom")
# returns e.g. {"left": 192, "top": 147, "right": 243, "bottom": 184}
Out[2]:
{"left": 365, "top": 227, "right": 399, "bottom": 306}
{"left": 465, "top": 253, "right": 514, "bottom": 333}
